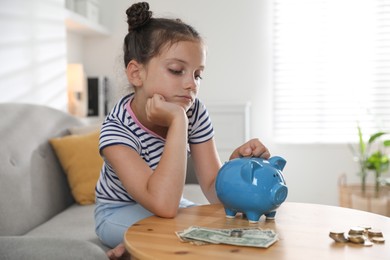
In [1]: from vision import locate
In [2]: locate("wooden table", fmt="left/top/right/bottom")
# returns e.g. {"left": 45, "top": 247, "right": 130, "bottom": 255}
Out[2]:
{"left": 124, "top": 202, "right": 390, "bottom": 259}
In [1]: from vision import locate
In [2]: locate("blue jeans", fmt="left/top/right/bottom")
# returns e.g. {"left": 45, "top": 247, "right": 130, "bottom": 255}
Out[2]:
{"left": 94, "top": 198, "right": 197, "bottom": 248}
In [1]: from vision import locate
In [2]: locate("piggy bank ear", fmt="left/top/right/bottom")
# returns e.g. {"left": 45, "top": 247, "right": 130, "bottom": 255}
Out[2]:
{"left": 241, "top": 159, "right": 263, "bottom": 183}
{"left": 269, "top": 156, "right": 287, "bottom": 171}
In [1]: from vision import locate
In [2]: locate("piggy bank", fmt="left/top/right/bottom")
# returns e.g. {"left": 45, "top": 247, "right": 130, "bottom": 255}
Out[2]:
{"left": 215, "top": 156, "right": 287, "bottom": 223}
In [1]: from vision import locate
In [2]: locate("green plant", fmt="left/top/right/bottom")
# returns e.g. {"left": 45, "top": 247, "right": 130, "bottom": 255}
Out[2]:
{"left": 350, "top": 126, "right": 390, "bottom": 195}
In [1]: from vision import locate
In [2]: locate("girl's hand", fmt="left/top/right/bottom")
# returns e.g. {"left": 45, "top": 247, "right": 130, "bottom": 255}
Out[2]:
{"left": 229, "top": 138, "right": 270, "bottom": 160}
{"left": 145, "top": 94, "right": 186, "bottom": 127}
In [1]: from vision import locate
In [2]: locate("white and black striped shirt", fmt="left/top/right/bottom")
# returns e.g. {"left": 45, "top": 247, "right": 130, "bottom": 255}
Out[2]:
{"left": 95, "top": 93, "right": 214, "bottom": 204}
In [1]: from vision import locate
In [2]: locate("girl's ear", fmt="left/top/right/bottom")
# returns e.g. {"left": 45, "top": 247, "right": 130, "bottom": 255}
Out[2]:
{"left": 126, "top": 60, "right": 144, "bottom": 87}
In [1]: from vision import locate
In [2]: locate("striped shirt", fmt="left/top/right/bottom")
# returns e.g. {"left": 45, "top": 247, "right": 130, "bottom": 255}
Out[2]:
{"left": 95, "top": 93, "right": 214, "bottom": 204}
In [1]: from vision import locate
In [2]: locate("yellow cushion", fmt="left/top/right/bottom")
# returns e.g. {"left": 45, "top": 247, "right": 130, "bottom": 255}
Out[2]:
{"left": 50, "top": 130, "right": 102, "bottom": 205}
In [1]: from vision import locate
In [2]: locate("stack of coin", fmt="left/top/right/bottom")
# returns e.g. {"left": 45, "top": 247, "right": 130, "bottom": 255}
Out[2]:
{"left": 348, "top": 227, "right": 365, "bottom": 236}
{"left": 329, "top": 231, "right": 348, "bottom": 243}
{"left": 329, "top": 226, "right": 385, "bottom": 246}
{"left": 368, "top": 229, "right": 385, "bottom": 244}
{"left": 347, "top": 227, "right": 366, "bottom": 245}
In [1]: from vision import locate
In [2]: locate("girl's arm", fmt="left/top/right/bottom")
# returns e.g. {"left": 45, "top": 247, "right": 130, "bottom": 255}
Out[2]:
{"left": 102, "top": 96, "right": 189, "bottom": 218}
{"left": 189, "top": 138, "right": 222, "bottom": 204}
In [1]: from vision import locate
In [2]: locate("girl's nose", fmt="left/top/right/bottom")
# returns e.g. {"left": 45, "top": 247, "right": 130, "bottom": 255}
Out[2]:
{"left": 185, "top": 75, "right": 200, "bottom": 90}
{"left": 184, "top": 76, "right": 198, "bottom": 90}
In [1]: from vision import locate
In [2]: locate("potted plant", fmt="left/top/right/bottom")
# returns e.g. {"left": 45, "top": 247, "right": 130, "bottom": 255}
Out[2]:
{"left": 339, "top": 125, "right": 390, "bottom": 216}
{"left": 351, "top": 126, "right": 390, "bottom": 195}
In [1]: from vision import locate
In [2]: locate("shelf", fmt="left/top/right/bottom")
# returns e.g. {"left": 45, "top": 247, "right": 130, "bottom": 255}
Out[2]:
{"left": 65, "top": 9, "right": 109, "bottom": 36}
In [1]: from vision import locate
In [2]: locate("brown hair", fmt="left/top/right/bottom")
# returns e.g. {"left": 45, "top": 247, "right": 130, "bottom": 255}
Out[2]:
{"left": 123, "top": 2, "right": 202, "bottom": 67}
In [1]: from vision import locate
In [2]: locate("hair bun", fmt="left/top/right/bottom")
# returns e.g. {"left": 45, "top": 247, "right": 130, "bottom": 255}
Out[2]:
{"left": 126, "top": 2, "right": 152, "bottom": 31}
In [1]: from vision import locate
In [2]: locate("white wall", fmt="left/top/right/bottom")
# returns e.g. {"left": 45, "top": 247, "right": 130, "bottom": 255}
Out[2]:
{"left": 75, "top": 0, "right": 384, "bottom": 206}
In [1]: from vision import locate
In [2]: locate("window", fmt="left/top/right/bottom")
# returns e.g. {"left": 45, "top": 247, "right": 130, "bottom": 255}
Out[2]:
{"left": 0, "top": 0, "right": 67, "bottom": 109}
{"left": 273, "top": 0, "right": 390, "bottom": 143}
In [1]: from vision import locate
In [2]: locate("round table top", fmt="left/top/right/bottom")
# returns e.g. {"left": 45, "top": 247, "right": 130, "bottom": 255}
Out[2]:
{"left": 124, "top": 202, "right": 390, "bottom": 260}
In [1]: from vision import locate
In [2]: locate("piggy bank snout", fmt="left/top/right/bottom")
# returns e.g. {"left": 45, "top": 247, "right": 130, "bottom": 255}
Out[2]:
{"left": 270, "top": 183, "right": 288, "bottom": 206}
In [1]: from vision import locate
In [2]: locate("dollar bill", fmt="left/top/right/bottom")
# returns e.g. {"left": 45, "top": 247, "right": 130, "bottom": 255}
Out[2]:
{"left": 176, "top": 226, "right": 278, "bottom": 248}
{"left": 175, "top": 230, "right": 210, "bottom": 245}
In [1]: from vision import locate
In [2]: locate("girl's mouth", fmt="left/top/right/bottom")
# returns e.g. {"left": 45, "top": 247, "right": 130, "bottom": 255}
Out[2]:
{"left": 177, "top": 95, "right": 193, "bottom": 103}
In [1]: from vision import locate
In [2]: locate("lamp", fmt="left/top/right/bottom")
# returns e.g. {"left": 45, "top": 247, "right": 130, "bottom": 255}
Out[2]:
{"left": 67, "top": 63, "right": 87, "bottom": 117}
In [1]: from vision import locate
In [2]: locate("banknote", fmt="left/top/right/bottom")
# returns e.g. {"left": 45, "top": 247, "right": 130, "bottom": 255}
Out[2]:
{"left": 176, "top": 226, "right": 278, "bottom": 248}
{"left": 176, "top": 226, "right": 267, "bottom": 243}
{"left": 175, "top": 230, "right": 210, "bottom": 245}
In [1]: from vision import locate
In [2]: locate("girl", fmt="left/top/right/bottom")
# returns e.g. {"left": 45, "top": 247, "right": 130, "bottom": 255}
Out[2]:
{"left": 94, "top": 2, "right": 270, "bottom": 259}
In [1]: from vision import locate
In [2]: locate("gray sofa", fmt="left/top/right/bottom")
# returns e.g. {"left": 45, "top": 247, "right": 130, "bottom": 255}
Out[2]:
{"left": 0, "top": 103, "right": 207, "bottom": 260}
{"left": 0, "top": 103, "right": 108, "bottom": 259}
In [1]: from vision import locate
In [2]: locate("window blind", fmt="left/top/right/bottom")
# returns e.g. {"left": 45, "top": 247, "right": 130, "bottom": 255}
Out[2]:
{"left": 273, "top": 0, "right": 390, "bottom": 143}
{"left": 0, "top": 0, "right": 67, "bottom": 110}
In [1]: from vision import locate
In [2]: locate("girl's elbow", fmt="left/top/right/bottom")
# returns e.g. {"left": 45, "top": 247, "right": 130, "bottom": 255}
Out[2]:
{"left": 152, "top": 203, "right": 179, "bottom": 218}
{"left": 155, "top": 207, "right": 178, "bottom": 218}
{"left": 144, "top": 193, "right": 181, "bottom": 218}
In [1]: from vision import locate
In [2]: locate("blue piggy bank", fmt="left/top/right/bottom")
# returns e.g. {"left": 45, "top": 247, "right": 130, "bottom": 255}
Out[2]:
{"left": 215, "top": 156, "right": 287, "bottom": 223}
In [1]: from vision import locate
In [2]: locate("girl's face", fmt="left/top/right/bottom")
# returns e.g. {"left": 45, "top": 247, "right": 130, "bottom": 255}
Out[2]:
{"left": 141, "top": 40, "right": 206, "bottom": 111}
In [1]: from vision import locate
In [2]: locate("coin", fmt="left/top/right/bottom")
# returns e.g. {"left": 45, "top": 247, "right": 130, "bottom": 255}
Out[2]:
{"left": 359, "top": 225, "right": 372, "bottom": 234}
{"left": 372, "top": 237, "right": 385, "bottom": 244}
{"left": 348, "top": 235, "right": 365, "bottom": 244}
{"left": 348, "top": 227, "right": 365, "bottom": 236}
{"left": 230, "top": 230, "right": 243, "bottom": 238}
{"left": 329, "top": 231, "right": 344, "bottom": 236}
{"left": 368, "top": 229, "right": 383, "bottom": 238}
{"left": 363, "top": 239, "right": 373, "bottom": 247}
{"left": 329, "top": 232, "right": 348, "bottom": 243}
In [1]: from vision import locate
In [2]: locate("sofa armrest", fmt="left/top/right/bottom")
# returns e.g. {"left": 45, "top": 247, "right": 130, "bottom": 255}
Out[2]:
{"left": 0, "top": 236, "right": 108, "bottom": 260}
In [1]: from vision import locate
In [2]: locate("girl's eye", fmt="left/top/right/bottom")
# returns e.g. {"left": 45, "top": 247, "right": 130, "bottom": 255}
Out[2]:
{"left": 169, "top": 68, "right": 203, "bottom": 81}
{"left": 169, "top": 69, "right": 184, "bottom": 75}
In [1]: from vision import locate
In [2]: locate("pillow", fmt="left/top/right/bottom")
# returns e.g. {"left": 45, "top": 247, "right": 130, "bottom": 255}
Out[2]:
{"left": 50, "top": 130, "right": 102, "bottom": 205}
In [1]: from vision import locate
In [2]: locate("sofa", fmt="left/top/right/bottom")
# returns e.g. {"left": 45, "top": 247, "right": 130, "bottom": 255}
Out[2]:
{"left": 0, "top": 103, "right": 207, "bottom": 260}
